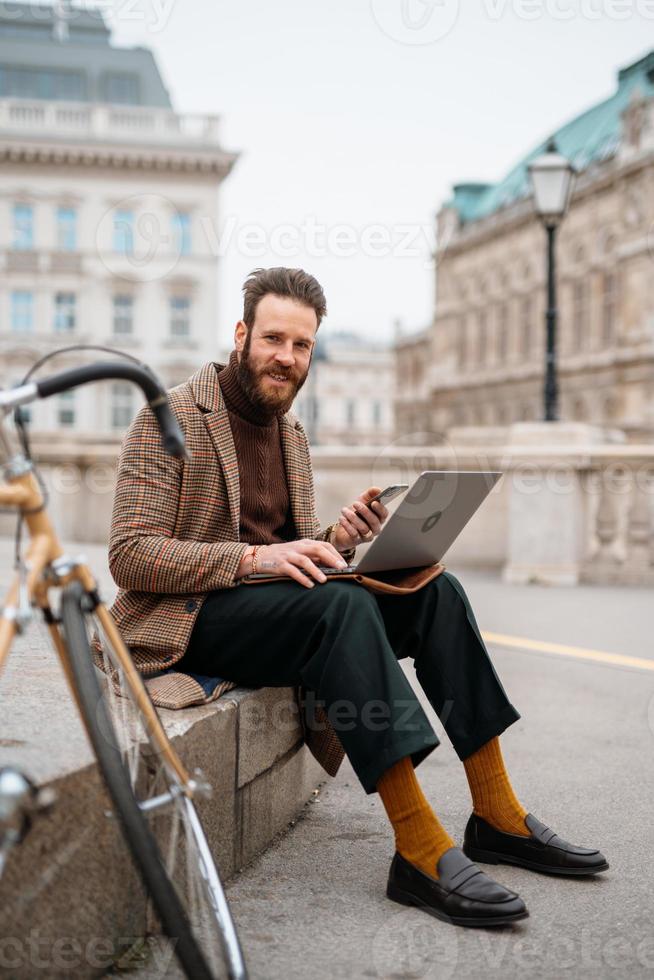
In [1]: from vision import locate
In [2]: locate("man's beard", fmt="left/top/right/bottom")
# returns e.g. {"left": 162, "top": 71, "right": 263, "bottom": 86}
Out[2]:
{"left": 237, "top": 332, "right": 310, "bottom": 415}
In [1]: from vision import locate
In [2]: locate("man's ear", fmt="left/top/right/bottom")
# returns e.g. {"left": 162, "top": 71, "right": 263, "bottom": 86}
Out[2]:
{"left": 234, "top": 320, "right": 247, "bottom": 354}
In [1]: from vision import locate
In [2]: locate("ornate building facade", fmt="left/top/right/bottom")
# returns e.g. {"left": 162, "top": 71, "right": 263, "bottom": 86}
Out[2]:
{"left": 396, "top": 50, "right": 654, "bottom": 443}
{"left": 294, "top": 330, "right": 394, "bottom": 447}
{"left": 0, "top": 2, "right": 236, "bottom": 433}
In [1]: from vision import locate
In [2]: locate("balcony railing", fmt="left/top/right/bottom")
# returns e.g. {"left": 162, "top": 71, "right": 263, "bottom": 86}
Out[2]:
{"left": 0, "top": 98, "right": 222, "bottom": 146}
{"left": 4, "top": 250, "right": 82, "bottom": 274}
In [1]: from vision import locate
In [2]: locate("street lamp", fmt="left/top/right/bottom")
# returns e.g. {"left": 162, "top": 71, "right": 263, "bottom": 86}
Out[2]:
{"left": 528, "top": 139, "right": 575, "bottom": 422}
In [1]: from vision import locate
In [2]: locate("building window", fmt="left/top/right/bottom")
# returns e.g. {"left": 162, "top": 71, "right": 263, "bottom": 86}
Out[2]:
{"left": 603, "top": 394, "right": 617, "bottom": 421}
{"left": 306, "top": 395, "right": 319, "bottom": 426}
{"left": 497, "top": 304, "right": 509, "bottom": 361}
{"left": 372, "top": 400, "right": 382, "bottom": 427}
{"left": 54, "top": 292, "right": 76, "bottom": 333}
{"left": 112, "top": 294, "right": 134, "bottom": 336}
{"left": 11, "top": 291, "right": 33, "bottom": 332}
{"left": 101, "top": 72, "right": 140, "bottom": 104}
{"left": 477, "top": 311, "right": 488, "bottom": 365}
{"left": 57, "top": 391, "right": 75, "bottom": 428}
{"left": 56, "top": 206, "right": 77, "bottom": 251}
{"left": 573, "top": 397, "right": 586, "bottom": 421}
{"left": 113, "top": 209, "right": 134, "bottom": 254}
{"left": 169, "top": 296, "right": 191, "bottom": 339}
{"left": 572, "top": 280, "right": 589, "bottom": 352}
{"left": 0, "top": 66, "right": 86, "bottom": 101}
{"left": 521, "top": 297, "right": 533, "bottom": 358}
{"left": 13, "top": 204, "right": 33, "bottom": 250}
{"left": 457, "top": 317, "right": 467, "bottom": 368}
{"left": 172, "top": 211, "right": 191, "bottom": 256}
{"left": 601, "top": 273, "right": 617, "bottom": 347}
{"left": 111, "top": 382, "right": 135, "bottom": 430}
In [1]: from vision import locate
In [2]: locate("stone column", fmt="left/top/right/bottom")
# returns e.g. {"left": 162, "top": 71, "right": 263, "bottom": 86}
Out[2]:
{"left": 501, "top": 421, "right": 620, "bottom": 585}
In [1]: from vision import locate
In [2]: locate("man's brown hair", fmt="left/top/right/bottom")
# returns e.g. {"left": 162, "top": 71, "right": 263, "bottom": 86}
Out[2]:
{"left": 242, "top": 267, "right": 327, "bottom": 330}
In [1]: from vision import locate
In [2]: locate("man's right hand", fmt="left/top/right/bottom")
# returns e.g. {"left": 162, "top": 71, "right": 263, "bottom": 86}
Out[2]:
{"left": 238, "top": 539, "right": 348, "bottom": 588}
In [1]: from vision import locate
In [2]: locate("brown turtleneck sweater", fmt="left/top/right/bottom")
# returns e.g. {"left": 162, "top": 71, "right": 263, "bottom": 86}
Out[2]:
{"left": 216, "top": 350, "right": 297, "bottom": 546}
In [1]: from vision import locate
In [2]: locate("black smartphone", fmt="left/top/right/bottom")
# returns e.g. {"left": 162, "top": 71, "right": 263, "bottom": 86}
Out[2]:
{"left": 368, "top": 484, "right": 409, "bottom": 507}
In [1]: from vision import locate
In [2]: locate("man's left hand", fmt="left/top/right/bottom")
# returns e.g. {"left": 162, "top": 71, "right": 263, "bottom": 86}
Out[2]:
{"left": 332, "top": 486, "right": 390, "bottom": 552}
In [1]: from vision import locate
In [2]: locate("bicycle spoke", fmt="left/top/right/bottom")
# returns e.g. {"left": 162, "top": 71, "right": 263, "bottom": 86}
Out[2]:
{"left": 85, "top": 612, "right": 239, "bottom": 978}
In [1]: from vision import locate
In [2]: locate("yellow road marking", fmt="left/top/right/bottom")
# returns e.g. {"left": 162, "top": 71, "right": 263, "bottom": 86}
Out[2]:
{"left": 483, "top": 631, "right": 654, "bottom": 672}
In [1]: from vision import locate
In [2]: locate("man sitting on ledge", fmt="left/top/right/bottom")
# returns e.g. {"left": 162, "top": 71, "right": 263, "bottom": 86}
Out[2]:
{"left": 108, "top": 265, "right": 608, "bottom": 929}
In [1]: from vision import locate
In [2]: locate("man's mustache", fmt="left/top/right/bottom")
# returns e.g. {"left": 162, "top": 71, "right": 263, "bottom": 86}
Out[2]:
{"left": 258, "top": 367, "right": 296, "bottom": 383}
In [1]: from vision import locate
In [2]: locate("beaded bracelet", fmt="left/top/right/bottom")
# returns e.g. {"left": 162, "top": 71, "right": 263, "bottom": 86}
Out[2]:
{"left": 243, "top": 545, "right": 260, "bottom": 575}
{"left": 251, "top": 545, "right": 260, "bottom": 575}
{"left": 324, "top": 522, "right": 339, "bottom": 547}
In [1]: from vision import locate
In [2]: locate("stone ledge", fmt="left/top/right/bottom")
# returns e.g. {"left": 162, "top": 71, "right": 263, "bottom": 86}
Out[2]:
{"left": 0, "top": 684, "right": 326, "bottom": 979}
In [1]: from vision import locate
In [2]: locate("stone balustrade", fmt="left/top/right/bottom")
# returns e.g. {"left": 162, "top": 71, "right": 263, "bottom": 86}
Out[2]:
{"left": 0, "top": 423, "right": 651, "bottom": 586}
{"left": 0, "top": 97, "right": 222, "bottom": 145}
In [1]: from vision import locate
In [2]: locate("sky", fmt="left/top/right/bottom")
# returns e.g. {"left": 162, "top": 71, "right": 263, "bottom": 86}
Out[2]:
{"left": 107, "top": 0, "right": 653, "bottom": 346}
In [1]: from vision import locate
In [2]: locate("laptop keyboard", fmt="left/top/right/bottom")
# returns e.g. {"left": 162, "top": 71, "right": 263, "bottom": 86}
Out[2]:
{"left": 316, "top": 565, "right": 358, "bottom": 574}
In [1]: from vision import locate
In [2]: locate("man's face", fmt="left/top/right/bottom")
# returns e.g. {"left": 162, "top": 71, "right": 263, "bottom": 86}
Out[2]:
{"left": 234, "top": 294, "right": 317, "bottom": 415}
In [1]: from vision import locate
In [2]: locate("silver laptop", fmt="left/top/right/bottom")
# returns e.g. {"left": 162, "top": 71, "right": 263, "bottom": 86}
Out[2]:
{"left": 246, "top": 470, "right": 502, "bottom": 578}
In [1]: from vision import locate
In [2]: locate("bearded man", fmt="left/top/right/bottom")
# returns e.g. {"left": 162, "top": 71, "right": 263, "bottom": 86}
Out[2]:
{"left": 108, "top": 267, "right": 608, "bottom": 929}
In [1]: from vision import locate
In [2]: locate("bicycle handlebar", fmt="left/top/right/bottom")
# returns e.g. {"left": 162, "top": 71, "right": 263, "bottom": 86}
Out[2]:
{"left": 0, "top": 361, "right": 187, "bottom": 459}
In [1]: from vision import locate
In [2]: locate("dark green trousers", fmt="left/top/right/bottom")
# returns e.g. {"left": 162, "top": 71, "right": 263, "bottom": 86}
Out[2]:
{"left": 180, "top": 570, "right": 520, "bottom": 795}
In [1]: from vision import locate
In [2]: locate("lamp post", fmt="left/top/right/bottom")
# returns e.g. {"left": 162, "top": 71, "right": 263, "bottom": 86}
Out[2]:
{"left": 528, "top": 139, "right": 575, "bottom": 422}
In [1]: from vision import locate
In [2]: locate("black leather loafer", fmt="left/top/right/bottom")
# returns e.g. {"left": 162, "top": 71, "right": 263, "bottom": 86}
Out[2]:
{"left": 386, "top": 846, "right": 529, "bottom": 927}
{"left": 463, "top": 813, "right": 609, "bottom": 876}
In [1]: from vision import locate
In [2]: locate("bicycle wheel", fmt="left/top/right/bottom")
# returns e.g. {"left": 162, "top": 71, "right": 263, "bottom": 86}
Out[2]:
{"left": 60, "top": 581, "right": 248, "bottom": 980}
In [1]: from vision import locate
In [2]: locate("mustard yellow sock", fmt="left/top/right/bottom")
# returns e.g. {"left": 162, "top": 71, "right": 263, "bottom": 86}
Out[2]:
{"left": 376, "top": 755, "right": 455, "bottom": 880}
{"left": 463, "top": 736, "right": 530, "bottom": 836}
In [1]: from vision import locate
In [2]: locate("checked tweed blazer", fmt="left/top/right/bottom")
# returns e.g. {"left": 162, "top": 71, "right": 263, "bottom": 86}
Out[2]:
{"left": 105, "top": 361, "right": 349, "bottom": 777}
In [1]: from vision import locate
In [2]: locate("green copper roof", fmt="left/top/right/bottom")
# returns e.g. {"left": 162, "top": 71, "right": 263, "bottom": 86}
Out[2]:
{"left": 449, "top": 49, "right": 654, "bottom": 224}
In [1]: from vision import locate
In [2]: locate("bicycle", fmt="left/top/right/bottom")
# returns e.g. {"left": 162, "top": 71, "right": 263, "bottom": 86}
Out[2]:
{"left": 0, "top": 359, "right": 249, "bottom": 980}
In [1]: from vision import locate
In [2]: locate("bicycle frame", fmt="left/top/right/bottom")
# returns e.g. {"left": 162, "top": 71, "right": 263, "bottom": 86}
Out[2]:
{"left": 0, "top": 367, "right": 249, "bottom": 980}
{"left": 0, "top": 417, "right": 193, "bottom": 795}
